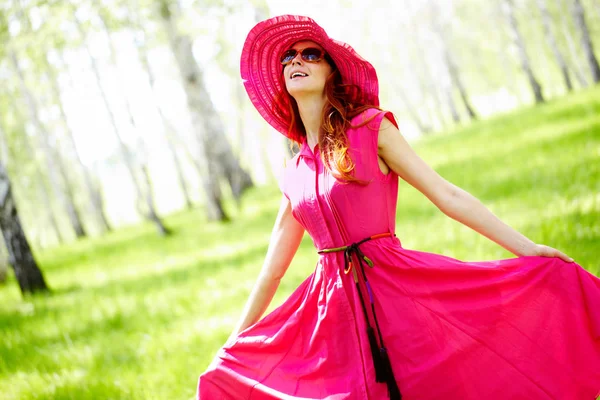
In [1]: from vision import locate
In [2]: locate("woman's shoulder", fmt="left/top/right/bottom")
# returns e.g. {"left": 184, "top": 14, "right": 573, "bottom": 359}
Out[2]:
{"left": 348, "top": 107, "right": 398, "bottom": 132}
{"left": 348, "top": 107, "right": 382, "bottom": 125}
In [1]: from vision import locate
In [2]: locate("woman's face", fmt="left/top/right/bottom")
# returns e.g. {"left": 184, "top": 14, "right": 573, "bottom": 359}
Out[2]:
{"left": 282, "top": 40, "right": 332, "bottom": 99}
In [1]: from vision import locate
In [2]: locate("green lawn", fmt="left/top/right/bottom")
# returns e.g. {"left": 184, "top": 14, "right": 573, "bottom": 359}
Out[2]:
{"left": 1, "top": 86, "right": 599, "bottom": 399}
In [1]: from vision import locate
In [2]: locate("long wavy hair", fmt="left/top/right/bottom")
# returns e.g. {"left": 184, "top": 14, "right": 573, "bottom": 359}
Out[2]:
{"left": 274, "top": 55, "right": 381, "bottom": 183}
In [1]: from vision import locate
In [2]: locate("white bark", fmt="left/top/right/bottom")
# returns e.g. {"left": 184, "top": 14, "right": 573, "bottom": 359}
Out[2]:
{"left": 444, "top": 48, "right": 477, "bottom": 120}
{"left": 159, "top": 1, "right": 253, "bottom": 216}
{"left": 131, "top": 25, "right": 194, "bottom": 210}
{"left": 0, "top": 244, "right": 7, "bottom": 283}
{"left": 0, "top": 129, "right": 9, "bottom": 283}
{"left": 0, "top": 162, "right": 48, "bottom": 294}
{"left": 537, "top": 0, "right": 573, "bottom": 91}
{"left": 556, "top": 0, "right": 589, "bottom": 87}
{"left": 399, "top": 0, "right": 437, "bottom": 133}
{"left": 52, "top": 52, "right": 112, "bottom": 233}
{"left": 428, "top": 0, "right": 477, "bottom": 121}
{"left": 3, "top": 103, "right": 63, "bottom": 245}
{"left": 501, "top": 0, "right": 545, "bottom": 103}
{"left": 72, "top": 8, "right": 169, "bottom": 234}
{"left": 570, "top": 0, "right": 600, "bottom": 83}
{"left": 10, "top": 51, "right": 87, "bottom": 238}
{"left": 96, "top": 9, "right": 170, "bottom": 235}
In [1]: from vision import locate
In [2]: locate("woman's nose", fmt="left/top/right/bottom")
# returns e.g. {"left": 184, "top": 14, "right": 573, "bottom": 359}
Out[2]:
{"left": 291, "top": 52, "right": 303, "bottom": 65}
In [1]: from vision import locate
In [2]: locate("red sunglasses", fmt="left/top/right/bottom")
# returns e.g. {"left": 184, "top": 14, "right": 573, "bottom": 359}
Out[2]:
{"left": 280, "top": 47, "right": 325, "bottom": 66}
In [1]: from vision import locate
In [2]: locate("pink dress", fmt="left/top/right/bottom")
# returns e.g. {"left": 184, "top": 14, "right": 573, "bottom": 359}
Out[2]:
{"left": 198, "top": 108, "right": 600, "bottom": 399}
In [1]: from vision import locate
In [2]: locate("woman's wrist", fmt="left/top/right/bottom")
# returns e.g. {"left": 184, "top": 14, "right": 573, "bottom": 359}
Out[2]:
{"left": 512, "top": 240, "right": 538, "bottom": 257}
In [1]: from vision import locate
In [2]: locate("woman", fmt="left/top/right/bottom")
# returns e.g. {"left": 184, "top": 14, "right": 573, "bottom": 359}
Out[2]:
{"left": 197, "top": 15, "right": 600, "bottom": 399}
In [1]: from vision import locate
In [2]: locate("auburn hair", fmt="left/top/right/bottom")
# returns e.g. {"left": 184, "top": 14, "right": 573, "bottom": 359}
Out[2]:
{"left": 274, "top": 55, "right": 382, "bottom": 183}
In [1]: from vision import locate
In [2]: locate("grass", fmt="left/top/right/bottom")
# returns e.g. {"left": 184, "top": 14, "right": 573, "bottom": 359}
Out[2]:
{"left": 1, "top": 86, "right": 599, "bottom": 399}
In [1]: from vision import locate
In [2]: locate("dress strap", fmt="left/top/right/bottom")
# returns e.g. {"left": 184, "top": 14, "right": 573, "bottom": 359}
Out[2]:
{"left": 318, "top": 233, "right": 402, "bottom": 400}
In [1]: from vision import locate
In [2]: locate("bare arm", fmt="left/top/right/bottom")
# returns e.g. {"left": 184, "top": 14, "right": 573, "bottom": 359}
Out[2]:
{"left": 377, "top": 116, "right": 573, "bottom": 262}
{"left": 228, "top": 194, "right": 305, "bottom": 343}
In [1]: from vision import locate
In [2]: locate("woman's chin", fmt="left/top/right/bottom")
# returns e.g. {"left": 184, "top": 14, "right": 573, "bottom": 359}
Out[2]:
{"left": 287, "top": 85, "right": 322, "bottom": 99}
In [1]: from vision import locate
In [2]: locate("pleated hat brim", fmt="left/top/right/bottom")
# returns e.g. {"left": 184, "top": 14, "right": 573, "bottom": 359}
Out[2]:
{"left": 240, "top": 15, "right": 380, "bottom": 140}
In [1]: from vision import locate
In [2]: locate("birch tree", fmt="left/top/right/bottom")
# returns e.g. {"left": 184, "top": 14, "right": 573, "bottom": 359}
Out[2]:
{"left": 556, "top": 0, "right": 589, "bottom": 87}
{"left": 158, "top": 0, "right": 253, "bottom": 220}
{"left": 3, "top": 101, "right": 64, "bottom": 245}
{"left": 428, "top": 0, "right": 477, "bottom": 121}
{"left": 94, "top": 6, "right": 172, "bottom": 234}
{"left": 0, "top": 242, "right": 8, "bottom": 284}
{"left": 501, "top": 0, "right": 545, "bottom": 103}
{"left": 0, "top": 129, "right": 10, "bottom": 285}
{"left": 399, "top": 0, "right": 438, "bottom": 132}
{"left": 0, "top": 161, "right": 49, "bottom": 295}
{"left": 134, "top": 35, "right": 194, "bottom": 210}
{"left": 11, "top": 2, "right": 92, "bottom": 239}
{"left": 536, "top": 0, "right": 573, "bottom": 91}
{"left": 9, "top": 50, "right": 87, "bottom": 238}
{"left": 124, "top": 2, "right": 194, "bottom": 209}
{"left": 70, "top": 5, "right": 170, "bottom": 235}
{"left": 213, "top": 4, "right": 273, "bottom": 180}
{"left": 569, "top": 0, "right": 600, "bottom": 83}
{"left": 50, "top": 52, "right": 112, "bottom": 233}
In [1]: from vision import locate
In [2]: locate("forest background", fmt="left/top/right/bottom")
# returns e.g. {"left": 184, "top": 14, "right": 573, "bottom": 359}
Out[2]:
{"left": 0, "top": 0, "right": 599, "bottom": 398}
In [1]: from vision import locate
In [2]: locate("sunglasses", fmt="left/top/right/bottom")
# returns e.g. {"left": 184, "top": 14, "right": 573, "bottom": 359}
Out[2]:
{"left": 280, "top": 47, "right": 325, "bottom": 66}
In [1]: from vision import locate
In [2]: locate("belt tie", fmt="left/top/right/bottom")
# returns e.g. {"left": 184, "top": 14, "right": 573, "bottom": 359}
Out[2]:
{"left": 318, "top": 233, "right": 401, "bottom": 400}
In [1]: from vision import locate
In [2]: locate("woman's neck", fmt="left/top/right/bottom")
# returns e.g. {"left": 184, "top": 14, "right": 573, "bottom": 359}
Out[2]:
{"left": 296, "top": 96, "right": 327, "bottom": 148}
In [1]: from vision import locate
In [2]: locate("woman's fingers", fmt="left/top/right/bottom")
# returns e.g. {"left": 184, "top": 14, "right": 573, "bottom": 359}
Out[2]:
{"left": 537, "top": 244, "right": 574, "bottom": 263}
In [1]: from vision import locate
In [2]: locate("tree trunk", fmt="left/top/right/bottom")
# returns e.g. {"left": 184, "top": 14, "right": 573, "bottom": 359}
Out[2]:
{"left": 72, "top": 8, "right": 171, "bottom": 234}
{"left": 403, "top": 0, "right": 447, "bottom": 130}
{"left": 0, "top": 135, "right": 9, "bottom": 284}
{"left": 0, "top": 242, "right": 8, "bottom": 284}
{"left": 492, "top": 3, "right": 523, "bottom": 106}
{"left": 10, "top": 51, "right": 87, "bottom": 239}
{"left": 443, "top": 49, "right": 478, "bottom": 120}
{"left": 3, "top": 103, "right": 64, "bottom": 245}
{"left": 0, "top": 162, "right": 49, "bottom": 295}
{"left": 159, "top": 1, "right": 253, "bottom": 213}
{"left": 557, "top": 0, "right": 589, "bottom": 87}
{"left": 158, "top": 3, "right": 226, "bottom": 220}
{"left": 133, "top": 28, "right": 194, "bottom": 210}
{"left": 413, "top": 42, "right": 447, "bottom": 129}
{"left": 0, "top": 121, "right": 9, "bottom": 165}
{"left": 444, "top": 88, "right": 461, "bottom": 123}
{"left": 95, "top": 10, "right": 171, "bottom": 235}
{"left": 53, "top": 52, "right": 112, "bottom": 233}
{"left": 537, "top": 0, "right": 573, "bottom": 91}
{"left": 140, "top": 165, "right": 171, "bottom": 235}
{"left": 398, "top": 88, "right": 433, "bottom": 135}
{"left": 502, "top": 0, "right": 545, "bottom": 103}
{"left": 428, "top": 0, "right": 478, "bottom": 121}
{"left": 570, "top": 0, "right": 600, "bottom": 83}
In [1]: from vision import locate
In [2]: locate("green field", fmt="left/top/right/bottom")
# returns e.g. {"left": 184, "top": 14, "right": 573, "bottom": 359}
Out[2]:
{"left": 1, "top": 86, "right": 599, "bottom": 399}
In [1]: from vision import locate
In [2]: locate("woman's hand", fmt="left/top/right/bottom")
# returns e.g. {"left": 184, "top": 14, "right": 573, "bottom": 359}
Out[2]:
{"left": 524, "top": 244, "right": 574, "bottom": 262}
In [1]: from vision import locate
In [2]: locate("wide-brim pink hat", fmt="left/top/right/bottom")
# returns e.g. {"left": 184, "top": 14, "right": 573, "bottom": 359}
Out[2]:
{"left": 240, "top": 15, "right": 380, "bottom": 140}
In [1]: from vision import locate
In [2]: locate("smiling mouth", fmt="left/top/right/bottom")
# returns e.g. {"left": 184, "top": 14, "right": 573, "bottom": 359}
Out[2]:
{"left": 290, "top": 72, "right": 308, "bottom": 79}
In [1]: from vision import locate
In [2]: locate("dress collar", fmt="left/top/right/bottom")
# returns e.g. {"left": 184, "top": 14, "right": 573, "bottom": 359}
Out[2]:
{"left": 297, "top": 138, "right": 320, "bottom": 166}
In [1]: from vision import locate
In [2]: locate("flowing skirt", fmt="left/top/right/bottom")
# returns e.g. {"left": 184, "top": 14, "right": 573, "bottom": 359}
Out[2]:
{"left": 198, "top": 240, "right": 600, "bottom": 399}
